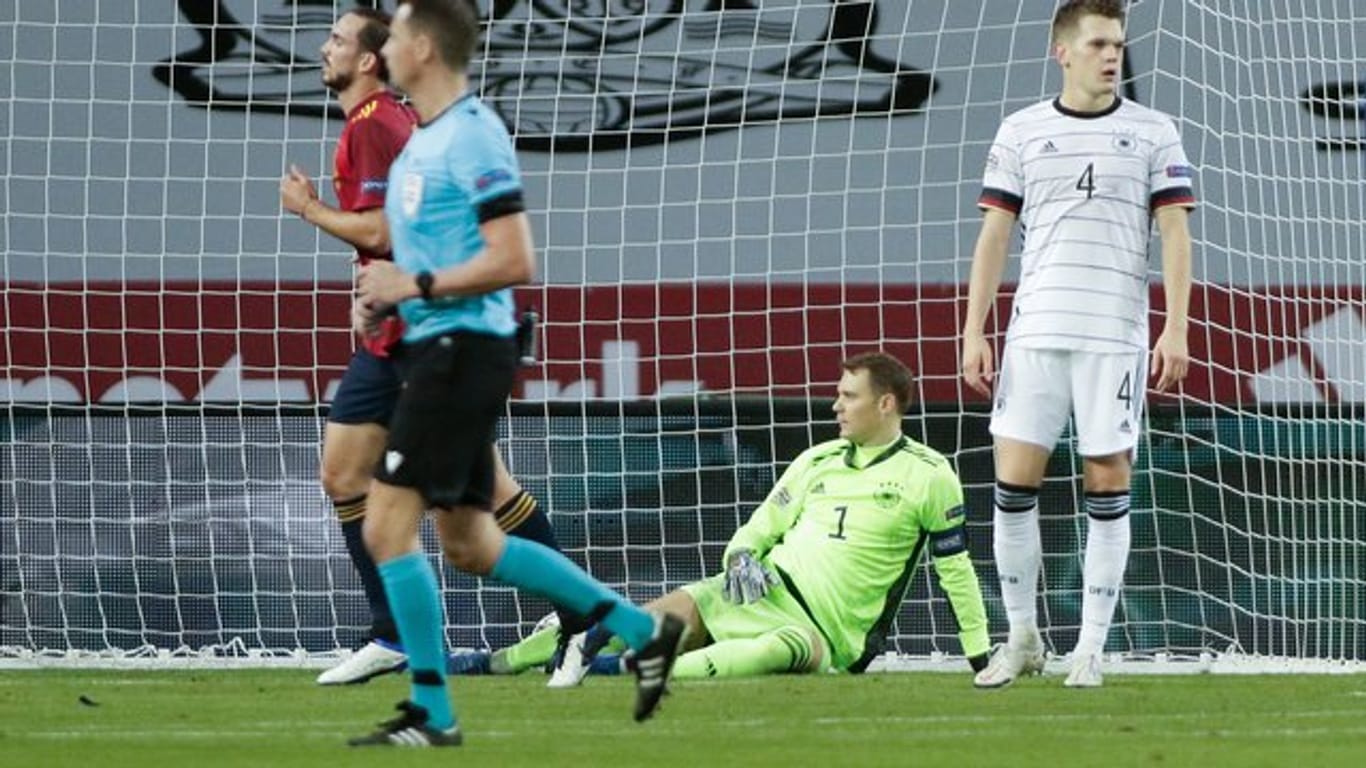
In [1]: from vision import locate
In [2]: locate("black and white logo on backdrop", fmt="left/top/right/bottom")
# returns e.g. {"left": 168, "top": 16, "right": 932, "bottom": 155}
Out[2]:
{"left": 1302, "top": 80, "right": 1366, "bottom": 152}
{"left": 155, "top": 0, "right": 939, "bottom": 151}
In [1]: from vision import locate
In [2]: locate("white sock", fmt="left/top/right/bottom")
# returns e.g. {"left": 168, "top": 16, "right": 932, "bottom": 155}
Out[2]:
{"left": 993, "top": 483, "right": 1042, "bottom": 648}
{"left": 1074, "top": 492, "right": 1131, "bottom": 658}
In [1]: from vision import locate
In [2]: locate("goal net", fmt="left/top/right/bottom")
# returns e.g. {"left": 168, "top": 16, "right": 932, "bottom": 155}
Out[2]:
{"left": 3, "top": 1, "right": 1363, "bottom": 670}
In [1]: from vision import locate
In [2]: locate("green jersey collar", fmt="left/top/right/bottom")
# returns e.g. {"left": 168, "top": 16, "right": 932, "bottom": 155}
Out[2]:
{"left": 844, "top": 435, "right": 907, "bottom": 470}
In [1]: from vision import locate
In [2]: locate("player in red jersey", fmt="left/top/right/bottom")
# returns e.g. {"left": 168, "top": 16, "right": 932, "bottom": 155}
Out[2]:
{"left": 281, "top": 6, "right": 583, "bottom": 686}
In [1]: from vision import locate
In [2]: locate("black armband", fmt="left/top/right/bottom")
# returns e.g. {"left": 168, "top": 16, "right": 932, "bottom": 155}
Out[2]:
{"left": 929, "top": 526, "right": 967, "bottom": 557}
{"left": 476, "top": 191, "right": 526, "bottom": 223}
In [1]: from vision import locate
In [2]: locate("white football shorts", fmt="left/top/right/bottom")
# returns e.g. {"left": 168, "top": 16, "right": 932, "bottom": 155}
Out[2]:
{"left": 989, "top": 345, "right": 1147, "bottom": 458}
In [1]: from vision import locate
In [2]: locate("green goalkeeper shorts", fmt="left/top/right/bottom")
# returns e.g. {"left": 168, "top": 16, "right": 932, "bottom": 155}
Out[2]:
{"left": 681, "top": 572, "right": 834, "bottom": 672}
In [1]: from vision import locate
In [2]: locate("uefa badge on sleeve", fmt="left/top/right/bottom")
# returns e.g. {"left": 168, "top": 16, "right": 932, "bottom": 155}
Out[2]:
{"left": 402, "top": 172, "right": 424, "bottom": 218}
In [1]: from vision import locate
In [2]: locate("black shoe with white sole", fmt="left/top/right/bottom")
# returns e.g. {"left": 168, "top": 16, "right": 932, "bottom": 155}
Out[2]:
{"left": 631, "top": 613, "right": 688, "bottom": 722}
{"left": 348, "top": 701, "right": 463, "bottom": 748}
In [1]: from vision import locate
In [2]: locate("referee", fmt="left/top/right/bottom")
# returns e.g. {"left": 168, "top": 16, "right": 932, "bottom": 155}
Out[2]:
{"left": 347, "top": 0, "right": 686, "bottom": 748}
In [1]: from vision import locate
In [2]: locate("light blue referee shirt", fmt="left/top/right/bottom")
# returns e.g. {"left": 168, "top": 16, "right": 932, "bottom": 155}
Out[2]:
{"left": 384, "top": 93, "right": 524, "bottom": 342}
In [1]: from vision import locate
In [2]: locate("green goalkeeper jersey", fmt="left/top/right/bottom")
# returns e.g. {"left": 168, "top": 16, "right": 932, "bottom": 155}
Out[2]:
{"left": 724, "top": 435, "right": 990, "bottom": 672}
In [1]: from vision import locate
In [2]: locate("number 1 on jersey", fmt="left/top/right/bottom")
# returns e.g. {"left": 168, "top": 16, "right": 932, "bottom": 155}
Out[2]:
{"left": 830, "top": 505, "right": 848, "bottom": 540}
{"left": 1076, "top": 162, "right": 1096, "bottom": 199}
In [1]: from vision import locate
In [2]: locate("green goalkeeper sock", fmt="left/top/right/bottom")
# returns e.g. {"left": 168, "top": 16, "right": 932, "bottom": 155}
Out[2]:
{"left": 672, "top": 626, "right": 817, "bottom": 679}
{"left": 491, "top": 624, "right": 560, "bottom": 674}
{"left": 489, "top": 624, "right": 631, "bottom": 674}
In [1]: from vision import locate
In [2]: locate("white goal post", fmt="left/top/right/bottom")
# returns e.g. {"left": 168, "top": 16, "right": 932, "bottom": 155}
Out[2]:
{"left": 2, "top": 1, "right": 1363, "bottom": 672}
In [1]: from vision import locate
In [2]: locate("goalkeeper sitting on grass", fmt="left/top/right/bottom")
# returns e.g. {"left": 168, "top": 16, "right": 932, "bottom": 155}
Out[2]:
{"left": 450, "top": 352, "right": 991, "bottom": 684}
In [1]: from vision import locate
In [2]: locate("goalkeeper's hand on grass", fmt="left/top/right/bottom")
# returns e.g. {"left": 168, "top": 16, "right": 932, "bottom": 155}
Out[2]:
{"left": 722, "top": 549, "right": 778, "bottom": 604}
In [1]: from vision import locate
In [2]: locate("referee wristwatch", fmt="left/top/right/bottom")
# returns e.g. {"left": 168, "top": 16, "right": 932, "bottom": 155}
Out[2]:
{"left": 415, "top": 271, "right": 436, "bottom": 301}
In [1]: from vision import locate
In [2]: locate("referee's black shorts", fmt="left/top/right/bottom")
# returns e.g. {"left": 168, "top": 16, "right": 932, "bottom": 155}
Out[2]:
{"left": 374, "top": 331, "right": 517, "bottom": 510}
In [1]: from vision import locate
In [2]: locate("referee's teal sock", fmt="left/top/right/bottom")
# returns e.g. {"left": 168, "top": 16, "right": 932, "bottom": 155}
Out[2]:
{"left": 490, "top": 537, "right": 655, "bottom": 651}
{"left": 378, "top": 553, "right": 455, "bottom": 730}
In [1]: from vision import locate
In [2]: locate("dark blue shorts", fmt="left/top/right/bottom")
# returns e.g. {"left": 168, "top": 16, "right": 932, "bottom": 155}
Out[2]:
{"left": 327, "top": 347, "right": 402, "bottom": 426}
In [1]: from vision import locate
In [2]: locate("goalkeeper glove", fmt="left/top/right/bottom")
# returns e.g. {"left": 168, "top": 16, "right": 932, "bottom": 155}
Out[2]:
{"left": 722, "top": 549, "right": 778, "bottom": 604}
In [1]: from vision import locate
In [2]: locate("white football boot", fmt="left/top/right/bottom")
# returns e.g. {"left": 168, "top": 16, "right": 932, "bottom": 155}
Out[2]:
{"left": 1064, "top": 652, "right": 1104, "bottom": 688}
{"left": 973, "top": 632, "right": 1046, "bottom": 689}
{"left": 546, "top": 630, "right": 591, "bottom": 689}
{"left": 317, "top": 640, "right": 407, "bottom": 685}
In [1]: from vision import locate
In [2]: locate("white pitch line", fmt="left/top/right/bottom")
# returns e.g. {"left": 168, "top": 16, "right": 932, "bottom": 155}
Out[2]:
{"left": 17, "top": 708, "right": 1366, "bottom": 742}
{"left": 0, "top": 678, "right": 169, "bottom": 687}
{"left": 21, "top": 722, "right": 1366, "bottom": 743}
{"left": 809, "top": 708, "right": 1365, "bottom": 727}
{"left": 23, "top": 730, "right": 342, "bottom": 740}
{"left": 24, "top": 720, "right": 361, "bottom": 733}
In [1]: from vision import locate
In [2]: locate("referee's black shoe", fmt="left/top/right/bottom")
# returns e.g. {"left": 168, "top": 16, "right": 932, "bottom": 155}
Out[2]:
{"left": 348, "top": 701, "right": 463, "bottom": 748}
{"left": 631, "top": 612, "right": 688, "bottom": 722}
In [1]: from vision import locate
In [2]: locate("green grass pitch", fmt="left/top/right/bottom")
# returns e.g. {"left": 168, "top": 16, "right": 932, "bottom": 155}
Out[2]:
{"left": 4, "top": 669, "right": 1365, "bottom": 767}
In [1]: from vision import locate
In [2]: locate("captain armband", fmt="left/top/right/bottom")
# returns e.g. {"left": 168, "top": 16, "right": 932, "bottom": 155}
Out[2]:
{"left": 929, "top": 526, "right": 967, "bottom": 557}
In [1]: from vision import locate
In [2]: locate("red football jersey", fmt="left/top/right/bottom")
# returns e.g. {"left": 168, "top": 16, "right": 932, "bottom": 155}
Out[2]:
{"left": 332, "top": 90, "right": 416, "bottom": 356}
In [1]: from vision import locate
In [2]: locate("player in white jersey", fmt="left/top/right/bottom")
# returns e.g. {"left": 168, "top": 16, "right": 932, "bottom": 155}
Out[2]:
{"left": 960, "top": 0, "right": 1195, "bottom": 689}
